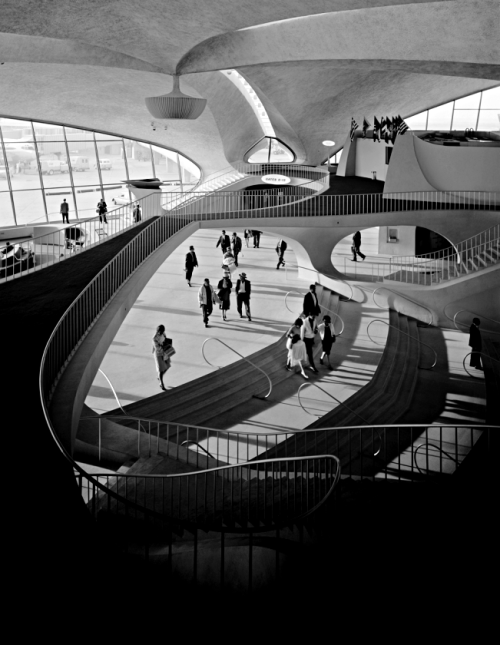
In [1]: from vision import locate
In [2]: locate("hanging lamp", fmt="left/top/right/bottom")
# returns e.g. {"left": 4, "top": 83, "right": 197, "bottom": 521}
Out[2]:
{"left": 145, "top": 75, "right": 207, "bottom": 120}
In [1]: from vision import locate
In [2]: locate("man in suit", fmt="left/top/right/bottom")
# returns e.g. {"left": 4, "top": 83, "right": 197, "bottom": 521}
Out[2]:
{"left": 235, "top": 272, "right": 252, "bottom": 321}
{"left": 216, "top": 230, "right": 231, "bottom": 254}
{"left": 198, "top": 278, "right": 216, "bottom": 328}
{"left": 252, "top": 230, "right": 261, "bottom": 248}
{"left": 276, "top": 239, "right": 287, "bottom": 269}
{"left": 303, "top": 284, "right": 321, "bottom": 319}
{"left": 231, "top": 232, "right": 242, "bottom": 267}
{"left": 469, "top": 317, "right": 482, "bottom": 369}
{"left": 184, "top": 245, "right": 198, "bottom": 287}
{"left": 351, "top": 230, "right": 366, "bottom": 261}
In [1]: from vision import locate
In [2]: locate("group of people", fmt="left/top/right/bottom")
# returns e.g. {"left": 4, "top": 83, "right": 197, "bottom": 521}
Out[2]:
{"left": 285, "top": 284, "right": 336, "bottom": 379}
{"left": 198, "top": 273, "right": 252, "bottom": 327}
{"left": 58, "top": 197, "right": 141, "bottom": 225}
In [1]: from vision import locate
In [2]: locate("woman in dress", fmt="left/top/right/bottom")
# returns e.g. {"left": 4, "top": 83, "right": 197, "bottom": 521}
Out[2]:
{"left": 244, "top": 229, "right": 252, "bottom": 248}
{"left": 152, "top": 324, "right": 171, "bottom": 390}
{"left": 286, "top": 333, "right": 308, "bottom": 379}
{"left": 217, "top": 274, "right": 233, "bottom": 321}
{"left": 285, "top": 318, "right": 303, "bottom": 369}
{"left": 317, "top": 314, "right": 336, "bottom": 368}
{"left": 222, "top": 248, "right": 236, "bottom": 274}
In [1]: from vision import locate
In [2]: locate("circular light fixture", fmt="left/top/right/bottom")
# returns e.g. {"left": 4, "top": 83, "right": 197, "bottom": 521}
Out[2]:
{"left": 145, "top": 75, "right": 207, "bottom": 120}
{"left": 322, "top": 140, "right": 335, "bottom": 146}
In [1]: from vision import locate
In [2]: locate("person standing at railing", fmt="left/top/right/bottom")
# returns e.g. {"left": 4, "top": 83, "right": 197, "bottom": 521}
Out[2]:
{"left": 236, "top": 272, "right": 252, "bottom": 321}
{"left": 60, "top": 198, "right": 70, "bottom": 224}
{"left": 216, "top": 230, "right": 231, "bottom": 254}
{"left": 231, "top": 232, "right": 242, "bottom": 267}
{"left": 133, "top": 203, "right": 142, "bottom": 223}
{"left": 317, "top": 315, "right": 336, "bottom": 368}
{"left": 152, "top": 324, "right": 171, "bottom": 391}
{"left": 198, "top": 278, "right": 216, "bottom": 328}
{"left": 351, "top": 230, "right": 366, "bottom": 261}
{"left": 469, "top": 317, "right": 482, "bottom": 370}
{"left": 276, "top": 239, "right": 287, "bottom": 269}
{"left": 184, "top": 245, "right": 198, "bottom": 287}
{"left": 96, "top": 198, "right": 108, "bottom": 224}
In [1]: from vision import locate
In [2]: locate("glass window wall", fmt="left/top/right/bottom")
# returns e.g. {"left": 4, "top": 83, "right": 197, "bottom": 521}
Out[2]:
{"left": 0, "top": 117, "right": 201, "bottom": 227}
{"left": 247, "top": 136, "right": 295, "bottom": 164}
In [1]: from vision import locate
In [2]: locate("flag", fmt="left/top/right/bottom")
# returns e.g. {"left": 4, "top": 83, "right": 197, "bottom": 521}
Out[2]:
{"left": 380, "top": 117, "right": 387, "bottom": 139}
{"left": 350, "top": 117, "right": 359, "bottom": 141}
{"left": 397, "top": 115, "right": 409, "bottom": 135}
{"left": 373, "top": 116, "right": 381, "bottom": 142}
{"left": 362, "top": 117, "right": 371, "bottom": 138}
{"left": 384, "top": 131, "right": 390, "bottom": 144}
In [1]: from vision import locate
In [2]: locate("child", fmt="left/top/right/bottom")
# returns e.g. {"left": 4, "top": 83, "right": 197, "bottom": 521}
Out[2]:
{"left": 317, "top": 314, "right": 336, "bottom": 368}
{"left": 286, "top": 333, "right": 309, "bottom": 379}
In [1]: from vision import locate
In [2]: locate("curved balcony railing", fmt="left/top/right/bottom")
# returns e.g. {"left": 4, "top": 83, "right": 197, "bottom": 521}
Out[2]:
{"left": 181, "top": 440, "right": 217, "bottom": 460}
{"left": 367, "top": 319, "right": 437, "bottom": 369}
{"left": 202, "top": 337, "right": 272, "bottom": 399}
{"left": 372, "top": 286, "right": 434, "bottom": 326}
{"left": 462, "top": 352, "right": 500, "bottom": 378}
{"left": 97, "top": 368, "right": 126, "bottom": 414}
{"left": 284, "top": 264, "right": 354, "bottom": 301}
{"left": 453, "top": 310, "right": 500, "bottom": 335}
{"left": 297, "top": 383, "right": 381, "bottom": 456}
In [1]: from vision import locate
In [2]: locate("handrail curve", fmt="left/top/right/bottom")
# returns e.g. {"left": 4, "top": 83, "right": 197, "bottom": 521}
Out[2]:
{"left": 297, "top": 382, "right": 381, "bottom": 456}
{"left": 453, "top": 310, "right": 500, "bottom": 335}
{"left": 367, "top": 319, "right": 437, "bottom": 369}
{"left": 413, "top": 443, "right": 460, "bottom": 476}
{"left": 181, "top": 440, "right": 217, "bottom": 460}
{"left": 372, "top": 286, "right": 434, "bottom": 326}
{"left": 202, "top": 337, "right": 272, "bottom": 399}
{"left": 97, "top": 368, "right": 126, "bottom": 414}
{"left": 462, "top": 352, "right": 500, "bottom": 378}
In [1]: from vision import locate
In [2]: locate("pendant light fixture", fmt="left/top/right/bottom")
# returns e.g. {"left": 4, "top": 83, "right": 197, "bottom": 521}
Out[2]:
{"left": 145, "top": 75, "right": 207, "bottom": 120}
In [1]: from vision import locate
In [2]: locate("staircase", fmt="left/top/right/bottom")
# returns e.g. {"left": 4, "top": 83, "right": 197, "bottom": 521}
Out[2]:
{"left": 106, "top": 284, "right": 341, "bottom": 430}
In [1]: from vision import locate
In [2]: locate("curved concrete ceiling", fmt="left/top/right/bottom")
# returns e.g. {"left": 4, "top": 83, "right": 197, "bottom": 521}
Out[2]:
{"left": 0, "top": 0, "right": 498, "bottom": 171}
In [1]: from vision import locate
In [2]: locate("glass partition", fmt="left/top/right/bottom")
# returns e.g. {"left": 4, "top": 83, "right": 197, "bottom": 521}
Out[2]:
{"left": 247, "top": 136, "right": 295, "bottom": 163}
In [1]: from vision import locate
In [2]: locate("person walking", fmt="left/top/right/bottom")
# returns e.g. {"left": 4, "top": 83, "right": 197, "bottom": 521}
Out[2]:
{"left": 152, "top": 324, "right": 171, "bottom": 391}
{"left": 185, "top": 245, "right": 198, "bottom": 287}
{"left": 317, "top": 314, "right": 336, "bottom": 368}
{"left": 217, "top": 274, "right": 232, "bottom": 321}
{"left": 301, "top": 313, "right": 319, "bottom": 372}
{"left": 97, "top": 198, "right": 108, "bottom": 224}
{"left": 216, "top": 230, "right": 231, "bottom": 254}
{"left": 285, "top": 318, "right": 303, "bottom": 369}
{"left": 351, "top": 230, "right": 366, "bottom": 261}
{"left": 286, "top": 334, "right": 309, "bottom": 379}
{"left": 133, "top": 203, "right": 142, "bottom": 223}
{"left": 469, "top": 317, "right": 482, "bottom": 369}
{"left": 244, "top": 229, "right": 252, "bottom": 248}
{"left": 303, "top": 284, "right": 321, "bottom": 320}
{"left": 198, "top": 278, "right": 216, "bottom": 328}
{"left": 231, "top": 232, "right": 242, "bottom": 267}
{"left": 235, "top": 272, "right": 252, "bottom": 321}
{"left": 276, "top": 238, "right": 287, "bottom": 269}
{"left": 60, "top": 198, "right": 70, "bottom": 224}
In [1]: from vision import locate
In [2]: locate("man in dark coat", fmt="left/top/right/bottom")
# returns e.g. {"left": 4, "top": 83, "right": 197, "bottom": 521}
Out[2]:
{"left": 351, "top": 230, "right": 366, "bottom": 261}
{"left": 184, "top": 245, "right": 198, "bottom": 287}
{"left": 276, "top": 239, "right": 287, "bottom": 269}
{"left": 252, "top": 230, "right": 261, "bottom": 248}
{"left": 216, "top": 230, "right": 231, "bottom": 254}
{"left": 469, "top": 317, "right": 482, "bottom": 369}
{"left": 303, "top": 284, "right": 321, "bottom": 319}
{"left": 231, "top": 232, "right": 242, "bottom": 267}
{"left": 235, "top": 272, "right": 252, "bottom": 321}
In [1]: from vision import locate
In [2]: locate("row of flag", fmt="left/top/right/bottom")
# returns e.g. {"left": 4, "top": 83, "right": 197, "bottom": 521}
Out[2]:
{"left": 349, "top": 116, "right": 409, "bottom": 142}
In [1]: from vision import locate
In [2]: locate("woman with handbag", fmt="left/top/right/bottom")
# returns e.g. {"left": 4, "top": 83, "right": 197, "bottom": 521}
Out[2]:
{"left": 152, "top": 324, "right": 171, "bottom": 391}
{"left": 317, "top": 315, "right": 336, "bottom": 368}
{"left": 216, "top": 274, "right": 232, "bottom": 321}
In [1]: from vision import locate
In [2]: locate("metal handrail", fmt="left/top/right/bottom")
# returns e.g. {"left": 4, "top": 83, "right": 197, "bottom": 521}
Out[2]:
{"left": 97, "top": 368, "right": 126, "bottom": 414}
{"left": 284, "top": 291, "right": 345, "bottom": 335}
{"left": 366, "top": 319, "right": 437, "bottom": 369}
{"left": 453, "top": 310, "right": 500, "bottom": 335}
{"left": 462, "top": 352, "right": 500, "bottom": 378}
{"left": 181, "top": 440, "right": 217, "bottom": 460}
{"left": 297, "top": 383, "right": 381, "bottom": 456}
{"left": 413, "top": 443, "right": 460, "bottom": 476}
{"left": 201, "top": 337, "right": 272, "bottom": 399}
{"left": 372, "top": 286, "right": 434, "bottom": 326}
